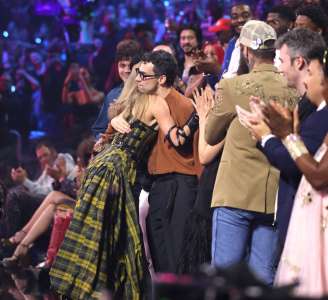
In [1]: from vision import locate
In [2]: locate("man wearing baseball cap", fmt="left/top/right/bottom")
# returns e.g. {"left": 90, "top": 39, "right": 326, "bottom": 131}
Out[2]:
{"left": 205, "top": 20, "right": 297, "bottom": 285}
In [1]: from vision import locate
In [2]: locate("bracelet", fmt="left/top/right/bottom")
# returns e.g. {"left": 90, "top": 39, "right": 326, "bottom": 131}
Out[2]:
{"left": 282, "top": 134, "right": 309, "bottom": 160}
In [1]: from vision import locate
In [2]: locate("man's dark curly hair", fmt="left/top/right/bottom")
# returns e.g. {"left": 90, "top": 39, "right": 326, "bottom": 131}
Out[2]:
{"left": 115, "top": 39, "right": 143, "bottom": 67}
{"left": 307, "top": 46, "right": 328, "bottom": 77}
{"left": 296, "top": 5, "right": 328, "bottom": 32}
{"left": 268, "top": 5, "right": 296, "bottom": 23}
{"left": 141, "top": 50, "right": 178, "bottom": 87}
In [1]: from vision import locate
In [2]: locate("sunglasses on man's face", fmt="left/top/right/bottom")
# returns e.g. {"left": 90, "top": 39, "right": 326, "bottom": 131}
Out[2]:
{"left": 135, "top": 68, "right": 158, "bottom": 81}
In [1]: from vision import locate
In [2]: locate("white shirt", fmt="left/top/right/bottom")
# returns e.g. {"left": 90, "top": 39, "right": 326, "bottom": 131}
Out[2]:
{"left": 23, "top": 153, "right": 76, "bottom": 197}
{"left": 274, "top": 49, "right": 281, "bottom": 70}
{"left": 222, "top": 39, "right": 240, "bottom": 79}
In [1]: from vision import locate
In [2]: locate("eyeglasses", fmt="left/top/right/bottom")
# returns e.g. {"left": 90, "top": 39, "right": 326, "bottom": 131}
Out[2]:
{"left": 136, "top": 68, "right": 158, "bottom": 81}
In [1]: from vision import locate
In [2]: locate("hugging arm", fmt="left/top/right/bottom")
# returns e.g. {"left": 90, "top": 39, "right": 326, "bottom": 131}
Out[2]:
{"left": 152, "top": 98, "right": 198, "bottom": 148}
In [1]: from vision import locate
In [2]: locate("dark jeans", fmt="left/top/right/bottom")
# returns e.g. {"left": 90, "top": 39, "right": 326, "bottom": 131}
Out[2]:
{"left": 146, "top": 173, "right": 198, "bottom": 273}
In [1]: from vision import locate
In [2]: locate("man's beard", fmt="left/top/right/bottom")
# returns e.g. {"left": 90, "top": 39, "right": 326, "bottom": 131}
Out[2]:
{"left": 183, "top": 45, "right": 195, "bottom": 56}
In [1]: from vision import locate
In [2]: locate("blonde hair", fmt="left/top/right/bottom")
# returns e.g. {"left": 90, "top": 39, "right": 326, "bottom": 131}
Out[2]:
{"left": 108, "top": 63, "right": 150, "bottom": 121}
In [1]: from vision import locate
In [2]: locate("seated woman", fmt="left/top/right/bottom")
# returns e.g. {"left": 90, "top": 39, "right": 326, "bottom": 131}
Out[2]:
{"left": 1, "top": 137, "right": 95, "bottom": 266}
{"left": 246, "top": 46, "right": 328, "bottom": 297}
{"left": 49, "top": 60, "right": 198, "bottom": 300}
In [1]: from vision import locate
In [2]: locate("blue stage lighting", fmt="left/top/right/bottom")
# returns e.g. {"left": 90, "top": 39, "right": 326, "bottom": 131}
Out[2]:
{"left": 35, "top": 37, "right": 42, "bottom": 44}
{"left": 2, "top": 31, "right": 9, "bottom": 38}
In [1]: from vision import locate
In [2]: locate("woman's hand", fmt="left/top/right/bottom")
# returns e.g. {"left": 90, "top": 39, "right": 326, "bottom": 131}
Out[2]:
{"left": 93, "top": 135, "right": 106, "bottom": 153}
{"left": 192, "top": 85, "right": 214, "bottom": 121}
{"left": 111, "top": 114, "right": 131, "bottom": 134}
{"left": 185, "top": 74, "right": 204, "bottom": 98}
{"left": 64, "top": 71, "right": 72, "bottom": 86}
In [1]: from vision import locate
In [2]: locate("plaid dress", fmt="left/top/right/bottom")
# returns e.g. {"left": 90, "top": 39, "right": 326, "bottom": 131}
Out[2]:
{"left": 50, "top": 120, "right": 157, "bottom": 300}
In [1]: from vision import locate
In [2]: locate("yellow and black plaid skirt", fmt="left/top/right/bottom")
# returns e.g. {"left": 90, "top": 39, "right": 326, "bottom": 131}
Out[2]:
{"left": 49, "top": 146, "right": 148, "bottom": 300}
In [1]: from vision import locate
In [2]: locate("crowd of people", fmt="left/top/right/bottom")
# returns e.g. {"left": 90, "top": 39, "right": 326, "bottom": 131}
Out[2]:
{"left": 0, "top": 0, "right": 328, "bottom": 299}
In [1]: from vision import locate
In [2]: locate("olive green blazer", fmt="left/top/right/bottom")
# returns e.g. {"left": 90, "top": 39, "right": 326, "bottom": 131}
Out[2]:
{"left": 205, "top": 63, "right": 297, "bottom": 213}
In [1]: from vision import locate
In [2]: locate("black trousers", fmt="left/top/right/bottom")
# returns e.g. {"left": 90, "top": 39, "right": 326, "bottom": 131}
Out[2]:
{"left": 146, "top": 173, "right": 198, "bottom": 273}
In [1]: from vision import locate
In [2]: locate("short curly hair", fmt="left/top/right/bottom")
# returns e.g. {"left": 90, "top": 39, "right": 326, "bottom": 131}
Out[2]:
{"left": 115, "top": 39, "right": 143, "bottom": 66}
{"left": 141, "top": 50, "right": 178, "bottom": 87}
{"left": 268, "top": 5, "right": 296, "bottom": 23}
{"left": 307, "top": 46, "right": 328, "bottom": 77}
{"left": 296, "top": 5, "right": 328, "bottom": 31}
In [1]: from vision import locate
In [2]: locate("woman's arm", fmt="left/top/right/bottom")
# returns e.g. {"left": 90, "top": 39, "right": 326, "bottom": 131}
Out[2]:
{"left": 284, "top": 134, "right": 328, "bottom": 190}
{"left": 265, "top": 101, "right": 328, "bottom": 190}
{"left": 62, "top": 84, "right": 74, "bottom": 104}
{"left": 17, "top": 69, "right": 40, "bottom": 90}
{"left": 151, "top": 96, "right": 197, "bottom": 147}
{"left": 79, "top": 76, "right": 104, "bottom": 104}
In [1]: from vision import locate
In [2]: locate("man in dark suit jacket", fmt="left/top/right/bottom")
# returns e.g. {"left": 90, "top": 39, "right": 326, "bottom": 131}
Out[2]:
{"left": 258, "top": 29, "right": 326, "bottom": 257}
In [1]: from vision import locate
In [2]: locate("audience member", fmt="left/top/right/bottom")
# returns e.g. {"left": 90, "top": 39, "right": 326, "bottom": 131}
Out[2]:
{"left": 295, "top": 5, "right": 328, "bottom": 41}
{"left": 266, "top": 5, "right": 295, "bottom": 37}
{"left": 1, "top": 136, "right": 95, "bottom": 268}
{"left": 177, "top": 24, "right": 202, "bottom": 83}
{"left": 220, "top": 2, "right": 253, "bottom": 79}
{"left": 205, "top": 20, "right": 296, "bottom": 285}
{"left": 11, "top": 140, "right": 75, "bottom": 197}
{"left": 91, "top": 39, "right": 142, "bottom": 138}
{"left": 263, "top": 29, "right": 326, "bottom": 254}
{"left": 247, "top": 45, "right": 328, "bottom": 297}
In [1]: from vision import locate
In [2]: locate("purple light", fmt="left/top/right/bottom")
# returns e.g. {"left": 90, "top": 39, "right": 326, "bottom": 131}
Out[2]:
{"left": 34, "top": 1, "right": 62, "bottom": 16}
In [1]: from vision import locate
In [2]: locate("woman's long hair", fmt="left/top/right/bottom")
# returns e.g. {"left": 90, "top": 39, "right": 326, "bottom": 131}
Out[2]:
{"left": 108, "top": 63, "right": 150, "bottom": 122}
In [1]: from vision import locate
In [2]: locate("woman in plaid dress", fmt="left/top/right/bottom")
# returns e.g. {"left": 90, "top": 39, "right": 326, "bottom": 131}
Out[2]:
{"left": 50, "top": 60, "right": 197, "bottom": 299}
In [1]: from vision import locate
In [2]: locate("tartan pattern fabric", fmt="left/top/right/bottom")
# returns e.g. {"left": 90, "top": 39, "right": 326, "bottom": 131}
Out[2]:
{"left": 50, "top": 120, "right": 157, "bottom": 300}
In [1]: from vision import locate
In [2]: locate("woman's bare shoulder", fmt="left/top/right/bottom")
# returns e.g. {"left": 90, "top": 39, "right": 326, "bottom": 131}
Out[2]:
{"left": 149, "top": 95, "right": 168, "bottom": 110}
{"left": 149, "top": 94, "right": 166, "bottom": 103}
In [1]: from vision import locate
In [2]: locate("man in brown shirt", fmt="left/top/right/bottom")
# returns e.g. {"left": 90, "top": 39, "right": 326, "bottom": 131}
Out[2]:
{"left": 111, "top": 50, "right": 200, "bottom": 273}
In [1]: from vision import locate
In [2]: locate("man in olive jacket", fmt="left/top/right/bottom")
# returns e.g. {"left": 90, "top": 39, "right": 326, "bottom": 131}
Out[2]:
{"left": 205, "top": 20, "right": 297, "bottom": 285}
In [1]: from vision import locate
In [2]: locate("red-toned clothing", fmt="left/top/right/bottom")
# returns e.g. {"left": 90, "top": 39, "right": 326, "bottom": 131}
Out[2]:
{"left": 147, "top": 88, "right": 201, "bottom": 274}
{"left": 148, "top": 88, "right": 200, "bottom": 176}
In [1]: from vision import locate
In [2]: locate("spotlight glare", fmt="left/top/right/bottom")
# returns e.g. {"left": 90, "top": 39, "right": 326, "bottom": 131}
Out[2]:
{"left": 35, "top": 37, "right": 42, "bottom": 44}
{"left": 2, "top": 31, "right": 9, "bottom": 38}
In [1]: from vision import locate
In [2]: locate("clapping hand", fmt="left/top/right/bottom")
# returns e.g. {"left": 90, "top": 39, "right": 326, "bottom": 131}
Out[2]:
{"left": 46, "top": 157, "right": 67, "bottom": 181}
{"left": 192, "top": 85, "right": 215, "bottom": 121}
{"left": 263, "top": 101, "right": 299, "bottom": 139}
